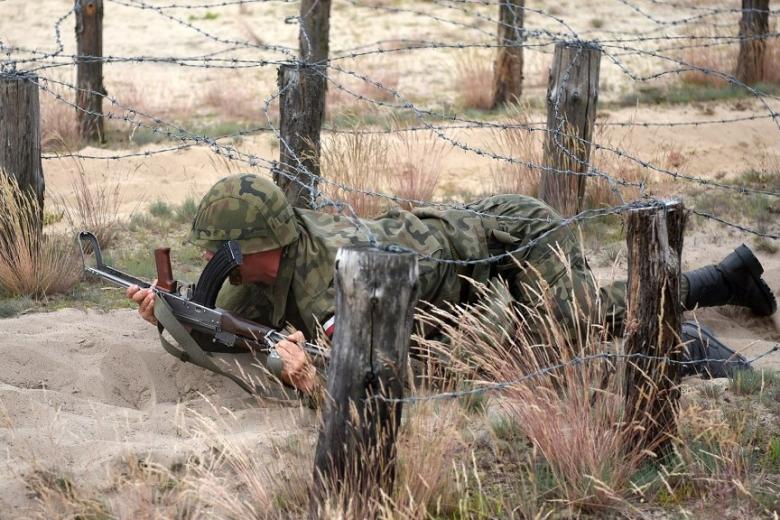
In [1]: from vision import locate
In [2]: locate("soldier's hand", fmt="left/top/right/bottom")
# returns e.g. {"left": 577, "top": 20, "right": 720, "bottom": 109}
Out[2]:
{"left": 126, "top": 280, "right": 158, "bottom": 325}
{"left": 275, "top": 331, "right": 317, "bottom": 394}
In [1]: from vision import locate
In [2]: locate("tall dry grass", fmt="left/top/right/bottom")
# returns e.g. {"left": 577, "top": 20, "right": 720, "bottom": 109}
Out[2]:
{"left": 0, "top": 172, "right": 81, "bottom": 297}
{"left": 680, "top": 27, "right": 738, "bottom": 87}
{"left": 202, "top": 74, "right": 265, "bottom": 122}
{"left": 320, "top": 126, "right": 446, "bottom": 217}
{"left": 488, "top": 103, "right": 543, "bottom": 196}
{"left": 39, "top": 75, "right": 81, "bottom": 152}
{"left": 40, "top": 78, "right": 81, "bottom": 152}
{"left": 326, "top": 57, "right": 400, "bottom": 119}
{"left": 587, "top": 122, "right": 649, "bottom": 207}
{"left": 414, "top": 264, "right": 655, "bottom": 514}
{"left": 454, "top": 49, "right": 494, "bottom": 110}
{"left": 60, "top": 162, "right": 124, "bottom": 251}
{"left": 388, "top": 129, "right": 448, "bottom": 210}
{"left": 320, "top": 129, "right": 393, "bottom": 217}
{"left": 680, "top": 24, "right": 780, "bottom": 87}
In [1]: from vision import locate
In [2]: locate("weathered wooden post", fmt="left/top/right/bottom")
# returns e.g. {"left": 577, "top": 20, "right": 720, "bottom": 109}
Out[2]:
{"left": 274, "top": 65, "right": 327, "bottom": 209}
{"left": 75, "top": 0, "right": 105, "bottom": 142}
{"left": 310, "top": 247, "right": 418, "bottom": 517}
{"left": 538, "top": 41, "right": 601, "bottom": 217}
{"left": 0, "top": 71, "right": 44, "bottom": 223}
{"left": 735, "top": 0, "right": 770, "bottom": 85}
{"left": 273, "top": 0, "right": 331, "bottom": 208}
{"left": 623, "top": 200, "right": 686, "bottom": 455}
{"left": 492, "top": 0, "right": 524, "bottom": 108}
{"left": 299, "top": 0, "right": 331, "bottom": 65}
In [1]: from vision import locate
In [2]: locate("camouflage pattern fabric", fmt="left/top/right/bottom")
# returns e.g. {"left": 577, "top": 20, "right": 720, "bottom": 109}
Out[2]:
{"left": 216, "top": 192, "right": 642, "bottom": 342}
{"left": 189, "top": 174, "right": 299, "bottom": 254}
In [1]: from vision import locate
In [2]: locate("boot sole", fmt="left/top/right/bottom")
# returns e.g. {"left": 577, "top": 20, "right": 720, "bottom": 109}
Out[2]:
{"left": 734, "top": 244, "right": 777, "bottom": 317}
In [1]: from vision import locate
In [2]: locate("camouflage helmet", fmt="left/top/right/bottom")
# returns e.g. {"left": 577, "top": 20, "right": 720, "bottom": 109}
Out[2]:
{"left": 188, "top": 174, "right": 299, "bottom": 253}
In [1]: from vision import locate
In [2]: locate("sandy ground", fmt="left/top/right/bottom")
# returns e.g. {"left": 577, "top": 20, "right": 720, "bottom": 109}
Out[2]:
{"left": 1, "top": 0, "right": 780, "bottom": 516}
{"left": 0, "top": 241, "right": 777, "bottom": 515}
{"left": 0, "top": 308, "right": 316, "bottom": 515}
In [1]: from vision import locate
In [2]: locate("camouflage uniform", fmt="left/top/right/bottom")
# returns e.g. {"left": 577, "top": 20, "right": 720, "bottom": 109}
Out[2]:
{"left": 192, "top": 175, "right": 667, "bottom": 341}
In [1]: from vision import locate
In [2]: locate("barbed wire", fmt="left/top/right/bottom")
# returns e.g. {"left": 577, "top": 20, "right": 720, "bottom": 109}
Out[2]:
{"left": 376, "top": 344, "right": 780, "bottom": 404}
{"left": 0, "top": 0, "right": 778, "bottom": 260}
{"left": 3, "top": 1, "right": 780, "bottom": 411}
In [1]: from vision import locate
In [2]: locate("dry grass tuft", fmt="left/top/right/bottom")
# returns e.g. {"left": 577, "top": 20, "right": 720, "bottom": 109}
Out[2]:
{"left": 488, "top": 103, "right": 543, "bottom": 196}
{"left": 454, "top": 49, "right": 495, "bottom": 111}
{"left": 40, "top": 86, "right": 81, "bottom": 153}
{"left": 388, "top": 129, "right": 448, "bottom": 210}
{"left": 25, "top": 468, "right": 110, "bottom": 519}
{"left": 320, "top": 128, "right": 393, "bottom": 218}
{"left": 321, "top": 124, "right": 450, "bottom": 216}
{"left": 673, "top": 401, "right": 749, "bottom": 496}
{"left": 680, "top": 33, "right": 737, "bottom": 88}
{"left": 0, "top": 172, "right": 81, "bottom": 298}
{"left": 326, "top": 57, "right": 400, "bottom": 119}
{"left": 202, "top": 73, "right": 266, "bottom": 122}
{"left": 679, "top": 24, "right": 780, "bottom": 87}
{"left": 414, "top": 262, "right": 653, "bottom": 514}
{"left": 60, "top": 161, "right": 124, "bottom": 251}
{"left": 587, "top": 122, "right": 650, "bottom": 207}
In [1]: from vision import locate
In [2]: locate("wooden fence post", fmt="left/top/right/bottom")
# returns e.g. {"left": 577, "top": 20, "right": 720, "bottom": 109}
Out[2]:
{"left": 623, "top": 200, "right": 686, "bottom": 455}
{"left": 492, "top": 0, "right": 525, "bottom": 108}
{"left": 273, "top": 65, "right": 326, "bottom": 209}
{"left": 0, "top": 71, "right": 44, "bottom": 223}
{"left": 299, "top": 0, "right": 331, "bottom": 65}
{"left": 735, "top": 0, "right": 770, "bottom": 85}
{"left": 75, "top": 0, "right": 106, "bottom": 142}
{"left": 310, "top": 246, "right": 418, "bottom": 517}
{"left": 273, "top": 0, "right": 331, "bottom": 209}
{"left": 538, "top": 41, "right": 601, "bottom": 217}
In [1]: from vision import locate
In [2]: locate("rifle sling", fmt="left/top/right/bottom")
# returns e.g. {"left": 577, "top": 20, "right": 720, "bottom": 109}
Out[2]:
{"left": 153, "top": 294, "right": 255, "bottom": 394}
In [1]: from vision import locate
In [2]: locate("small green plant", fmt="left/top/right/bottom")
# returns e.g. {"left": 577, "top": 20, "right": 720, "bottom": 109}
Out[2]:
{"left": 590, "top": 18, "right": 604, "bottom": 29}
{"left": 175, "top": 196, "right": 199, "bottom": 224}
{"left": 149, "top": 200, "right": 173, "bottom": 219}
{"left": 730, "top": 369, "right": 776, "bottom": 396}
{"left": 43, "top": 209, "right": 65, "bottom": 226}
{"left": 188, "top": 11, "right": 219, "bottom": 21}
{"left": 128, "top": 213, "right": 154, "bottom": 233}
{"left": 0, "top": 295, "right": 35, "bottom": 318}
{"left": 766, "top": 437, "right": 780, "bottom": 470}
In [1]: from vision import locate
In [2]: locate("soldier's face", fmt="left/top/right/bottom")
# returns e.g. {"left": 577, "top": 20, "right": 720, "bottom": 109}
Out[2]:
{"left": 229, "top": 248, "right": 283, "bottom": 286}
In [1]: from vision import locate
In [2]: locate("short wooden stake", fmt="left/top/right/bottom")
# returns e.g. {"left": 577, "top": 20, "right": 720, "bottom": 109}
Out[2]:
{"left": 310, "top": 247, "right": 418, "bottom": 517}
{"left": 623, "top": 200, "right": 686, "bottom": 455}
{"left": 539, "top": 41, "right": 601, "bottom": 217}
{"left": 75, "top": 0, "right": 106, "bottom": 142}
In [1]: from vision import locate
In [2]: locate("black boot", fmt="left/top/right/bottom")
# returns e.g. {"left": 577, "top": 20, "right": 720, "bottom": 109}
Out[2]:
{"left": 680, "top": 321, "right": 751, "bottom": 378}
{"left": 683, "top": 244, "right": 777, "bottom": 317}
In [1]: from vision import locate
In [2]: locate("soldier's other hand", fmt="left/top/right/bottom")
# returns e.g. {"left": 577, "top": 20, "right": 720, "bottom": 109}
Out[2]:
{"left": 275, "top": 331, "right": 317, "bottom": 394}
{"left": 126, "top": 279, "right": 158, "bottom": 325}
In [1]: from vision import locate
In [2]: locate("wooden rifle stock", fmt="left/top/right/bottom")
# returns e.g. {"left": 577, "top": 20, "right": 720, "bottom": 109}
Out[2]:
{"left": 154, "top": 247, "right": 177, "bottom": 292}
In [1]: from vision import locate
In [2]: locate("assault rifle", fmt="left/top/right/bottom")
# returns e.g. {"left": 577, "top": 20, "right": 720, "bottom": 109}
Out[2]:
{"left": 77, "top": 231, "right": 327, "bottom": 393}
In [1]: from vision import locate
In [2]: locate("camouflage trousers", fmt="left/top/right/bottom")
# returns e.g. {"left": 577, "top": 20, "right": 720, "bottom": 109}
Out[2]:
{"left": 468, "top": 195, "right": 690, "bottom": 341}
